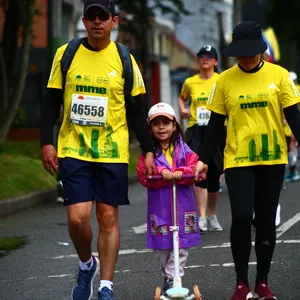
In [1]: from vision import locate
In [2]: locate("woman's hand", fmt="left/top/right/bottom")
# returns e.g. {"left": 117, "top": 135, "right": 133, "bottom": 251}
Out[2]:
{"left": 193, "top": 161, "right": 208, "bottom": 181}
{"left": 180, "top": 108, "right": 189, "bottom": 119}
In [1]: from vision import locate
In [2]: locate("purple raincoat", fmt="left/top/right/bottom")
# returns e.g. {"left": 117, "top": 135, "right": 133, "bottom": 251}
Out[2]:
{"left": 137, "top": 139, "right": 201, "bottom": 250}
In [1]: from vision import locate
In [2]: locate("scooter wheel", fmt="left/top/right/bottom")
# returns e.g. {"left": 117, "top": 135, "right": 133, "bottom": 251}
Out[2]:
{"left": 154, "top": 286, "right": 161, "bottom": 300}
{"left": 193, "top": 285, "right": 202, "bottom": 300}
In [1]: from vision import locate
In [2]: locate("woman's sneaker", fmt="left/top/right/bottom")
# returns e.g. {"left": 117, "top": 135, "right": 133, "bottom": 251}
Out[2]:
{"left": 253, "top": 281, "right": 277, "bottom": 299}
{"left": 231, "top": 281, "right": 253, "bottom": 300}
{"left": 207, "top": 215, "right": 223, "bottom": 231}
{"left": 98, "top": 287, "right": 115, "bottom": 300}
{"left": 198, "top": 217, "right": 207, "bottom": 232}
{"left": 71, "top": 255, "right": 99, "bottom": 300}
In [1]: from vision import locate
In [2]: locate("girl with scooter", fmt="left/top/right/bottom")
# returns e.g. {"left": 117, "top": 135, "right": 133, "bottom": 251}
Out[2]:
{"left": 137, "top": 102, "right": 205, "bottom": 299}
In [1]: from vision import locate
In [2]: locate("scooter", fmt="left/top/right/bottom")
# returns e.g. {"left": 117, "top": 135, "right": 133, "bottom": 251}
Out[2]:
{"left": 149, "top": 175, "right": 203, "bottom": 300}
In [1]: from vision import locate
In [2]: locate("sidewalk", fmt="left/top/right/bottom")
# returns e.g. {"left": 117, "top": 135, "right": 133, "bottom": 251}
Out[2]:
{"left": 0, "top": 174, "right": 139, "bottom": 218}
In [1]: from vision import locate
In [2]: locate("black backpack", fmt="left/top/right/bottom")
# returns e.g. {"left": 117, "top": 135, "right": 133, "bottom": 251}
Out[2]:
{"left": 60, "top": 37, "right": 134, "bottom": 104}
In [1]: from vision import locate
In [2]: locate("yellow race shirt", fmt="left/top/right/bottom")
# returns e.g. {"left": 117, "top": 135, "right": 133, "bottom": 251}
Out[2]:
{"left": 180, "top": 73, "right": 219, "bottom": 127}
{"left": 207, "top": 62, "right": 300, "bottom": 169}
{"left": 297, "top": 84, "right": 300, "bottom": 110}
{"left": 47, "top": 41, "right": 145, "bottom": 163}
{"left": 284, "top": 83, "right": 300, "bottom": 136}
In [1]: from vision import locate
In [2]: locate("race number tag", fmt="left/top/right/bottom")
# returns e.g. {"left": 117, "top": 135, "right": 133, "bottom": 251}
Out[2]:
{"left": 70, "top": 94, "right": 108, "bottom": 126}
{"left": 197, "top": 107, "right": 211, "bottom": 126}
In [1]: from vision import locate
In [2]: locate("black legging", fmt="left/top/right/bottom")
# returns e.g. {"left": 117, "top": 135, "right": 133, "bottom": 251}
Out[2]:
{"left": 225, "top": 164, "right": 285, "bottom": 284}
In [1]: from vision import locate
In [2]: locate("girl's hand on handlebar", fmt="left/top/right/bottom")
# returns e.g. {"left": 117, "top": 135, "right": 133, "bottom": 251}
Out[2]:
{"left": 172, "top": 171, "right": 183, "bottom": 180}
{"left": 161, "top": 169, "right": 173, "bottom": 181}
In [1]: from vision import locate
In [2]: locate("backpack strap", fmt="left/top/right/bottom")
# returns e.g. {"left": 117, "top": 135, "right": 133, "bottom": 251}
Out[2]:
{"left": 60, "top": 37, "right": 85, "bottom": 90}
{"left": 115, "top": 42, "right": 134, "bottom": 104}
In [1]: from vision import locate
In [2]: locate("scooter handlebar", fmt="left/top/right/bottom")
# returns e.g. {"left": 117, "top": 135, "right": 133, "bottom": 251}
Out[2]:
{"left": 147, "top": 174, "right": 203, "bottom": 180}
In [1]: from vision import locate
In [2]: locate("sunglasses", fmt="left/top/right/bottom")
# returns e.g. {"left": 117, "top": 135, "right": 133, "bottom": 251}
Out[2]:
{"left": 84, "top": 8, "right": 111, "bottom": 21}
{"left": 198, "top": 54, "right": 214, "bottom": 59}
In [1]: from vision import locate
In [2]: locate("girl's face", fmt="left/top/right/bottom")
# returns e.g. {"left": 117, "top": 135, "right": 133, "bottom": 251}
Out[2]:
{"left": 236, "top": 54, "right": 262, "bottom": 70}
{"left": 150, "top": 116, "right": 176, "bottom": 143}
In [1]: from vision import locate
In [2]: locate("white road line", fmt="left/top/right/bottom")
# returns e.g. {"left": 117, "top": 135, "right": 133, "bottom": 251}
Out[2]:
{"left": 132, "top": 223, "right": 147, "bottom": 234}
{"left": 276, "top": 212, "right": 300, "bottom": 238}
{"left": 48, "top": 240, "right": 300, "bottom": 260}
{"left": 25, "top": 261, "right": 278, "bottom": 281}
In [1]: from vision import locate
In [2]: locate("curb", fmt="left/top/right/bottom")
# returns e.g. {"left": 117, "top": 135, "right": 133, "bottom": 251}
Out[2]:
{"left": 0, "top": 175, "right": 139, "bottom": 217}
{"left": 0, "top": 189, "right": 57, "bottom": 218}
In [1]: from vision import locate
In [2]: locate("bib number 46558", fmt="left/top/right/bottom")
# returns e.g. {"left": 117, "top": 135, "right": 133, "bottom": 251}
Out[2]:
{"left": 71, "top": 104, "right": 104, "bottom": 117}
{"left": 70, "top": 94, "right": 108, "bottom": 126}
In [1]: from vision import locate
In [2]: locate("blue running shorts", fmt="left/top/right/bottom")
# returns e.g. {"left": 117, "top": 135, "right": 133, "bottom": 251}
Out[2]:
{"left": 59, "top": 157, "right": 130, "bottom": 206}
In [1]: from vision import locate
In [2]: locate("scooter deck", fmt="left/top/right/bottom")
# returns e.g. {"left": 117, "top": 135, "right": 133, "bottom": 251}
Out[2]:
{"left": 160, "top": 295, "right": 196, "bottom": 300}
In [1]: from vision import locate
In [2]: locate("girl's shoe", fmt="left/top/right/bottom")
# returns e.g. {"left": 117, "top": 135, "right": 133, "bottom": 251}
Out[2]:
{"left": 162, "top": 277, "right": 173, "bottom": 295}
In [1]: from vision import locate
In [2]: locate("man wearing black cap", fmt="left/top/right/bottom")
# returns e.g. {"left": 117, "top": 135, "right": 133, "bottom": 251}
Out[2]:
{"left": 41, "top": 1, "right": 156, "bottom": 299}
{"left": 194, "top": 21, "right": 300, "bottom": 300}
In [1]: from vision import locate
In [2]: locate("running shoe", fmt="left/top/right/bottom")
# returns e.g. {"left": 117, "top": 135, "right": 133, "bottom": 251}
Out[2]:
{"left": 98, "top": 287, "right": 115, "bottom": 300}
{"left": 284, "top": 172, "right": 300, "bottom": 182}
{"left": 198, "top": 217, "right": 207, "bottom": 232}
{"left": 231, "top": 281, "right": 253, "bottom": 300}
{"left": 207, "top": 215, "right": 223, "bottom": 231}
{"left": 275, "top": 204, "right": 281, "bottom": 226}
{"left": 72, "top": 255, "right": 99, "bottom": 300}
{"left": 253, "top": 281, "right": 277, "bottom": 299}
{"left": 56, "top": 181, "right": 66, "bottom": 204}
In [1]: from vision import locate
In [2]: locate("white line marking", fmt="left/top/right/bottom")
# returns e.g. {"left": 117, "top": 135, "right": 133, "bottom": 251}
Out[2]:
{"left": 58, "top": 242, "right": 69, "bottom": 246}
{"left": 48, "top": 274, "right": 72, "bottom": 278}
{"left": 25, "top": 262, "right": 278, "bottom": 281}
{"left": 48, "top": 240, "right": 300, "bottom": 260}
{"left": 276, "top": 212, "right": 300, "bottom": 238}
{"left": 132, "top": 223, "right": 147, "bottom": 234}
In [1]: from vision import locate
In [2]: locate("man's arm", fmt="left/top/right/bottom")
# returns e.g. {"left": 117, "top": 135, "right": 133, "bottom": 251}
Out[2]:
{"left": 41, "top": 88, "right": 63, "bottom": 146}
{"left": 40, "top": 88, "right": 63, "bottom": 175}
{"left": 126, "top": 94, "right": 154, "bottom": 154}
{"left": 126, "top": 94, "right": 156, "bottom": 175}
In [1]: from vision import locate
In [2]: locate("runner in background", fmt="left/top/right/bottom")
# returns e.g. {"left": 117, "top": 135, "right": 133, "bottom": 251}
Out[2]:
{"left": 178, "top": 45, "right": 225, "bottom": 233}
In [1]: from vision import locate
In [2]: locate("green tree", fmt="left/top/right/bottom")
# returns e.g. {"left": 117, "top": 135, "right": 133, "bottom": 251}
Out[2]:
{"left": 115, "top": 0, "right": 190, "bottom": 107}
{"left": 0, "top": 0, "right": 36, "bottom": 148}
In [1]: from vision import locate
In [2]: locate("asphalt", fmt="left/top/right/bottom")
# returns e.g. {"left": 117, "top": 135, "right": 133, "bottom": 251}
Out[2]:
{"left": 1, "top": 177, "right": 300, "bottom": 299}
{"left": 0, "top": 174, "right": 139, "bottom": 218}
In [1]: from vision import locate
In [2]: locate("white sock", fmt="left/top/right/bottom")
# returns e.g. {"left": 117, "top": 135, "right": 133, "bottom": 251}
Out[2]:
{"left": 79, "top": 257, "right": 93, "bottom": 271}
{"left": 99, "top": 280, "right": 113, "bottom": 291}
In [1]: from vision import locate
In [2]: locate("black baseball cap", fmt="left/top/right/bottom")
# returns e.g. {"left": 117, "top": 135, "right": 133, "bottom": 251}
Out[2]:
{"left": 197, "top": 45, "right": 218, "bottom": 60}
{"left": 224, "top": 21, "right": 267, "bottom": 57}
{"left": 83, "top": 0, "right": 116, "bottom": 16}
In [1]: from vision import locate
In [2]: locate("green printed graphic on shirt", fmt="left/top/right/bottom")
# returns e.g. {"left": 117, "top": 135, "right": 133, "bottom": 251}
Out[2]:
{"left": 206, "top": 62, "right": 300, "bottom": 169}
{"left": 48, "top": 41, "right": 145, "bottom": 163}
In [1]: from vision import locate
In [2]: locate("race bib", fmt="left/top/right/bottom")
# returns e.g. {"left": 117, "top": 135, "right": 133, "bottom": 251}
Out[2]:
{"left": 197, "top": 107, "right": 211, "bottom": 126}
{"left": 70, "top": 94, "right": 108, "bottom": 126}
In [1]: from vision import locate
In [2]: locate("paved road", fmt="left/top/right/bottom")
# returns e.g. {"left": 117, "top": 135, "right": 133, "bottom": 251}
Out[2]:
{"left": 0, "top": 180, "right": 300, "bottom": 300}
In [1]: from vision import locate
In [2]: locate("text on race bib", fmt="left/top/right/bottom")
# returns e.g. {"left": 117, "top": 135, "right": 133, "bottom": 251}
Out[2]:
{"left": 197, "top": 107, "right": 211, "bottom": 126}
{"left": 70, "top": 94, "right": 108, "bottom": 127}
